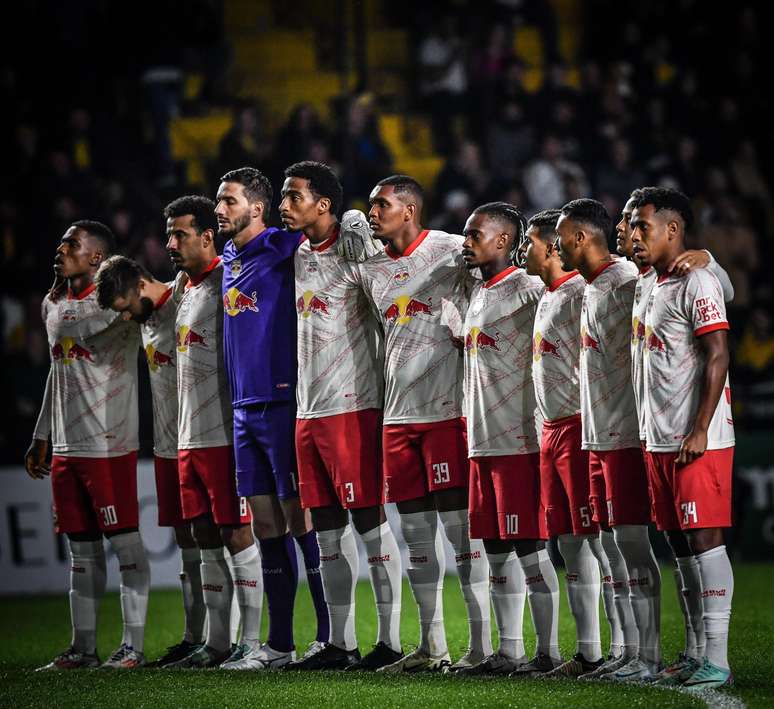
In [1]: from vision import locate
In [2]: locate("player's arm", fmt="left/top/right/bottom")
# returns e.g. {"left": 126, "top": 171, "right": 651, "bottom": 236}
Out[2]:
{"left": 677, "top": 329, "right": 729, "bottom": 464}
{"left": 668, "top": 250, "right": 734, "bottom": 302}
{"left": 25, "top": 369, "right": 52, "bottom": 479}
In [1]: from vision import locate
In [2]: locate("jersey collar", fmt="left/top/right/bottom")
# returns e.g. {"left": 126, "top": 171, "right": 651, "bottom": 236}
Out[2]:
{"left": 385, "top": 229, "right": 429, "bottom": 260}
{"left": 548, "top": 270, "right": 579, "bottom": 292}
{"left": 586, "top": 260, "right": 615, "bottom": 284}
{"left": 186, "top": 256, "right": 221, "bottom": 288}
{"left": 484, "top": 265, "right": 518, "bottom": 288}
{"left": 67, "top": 283, "right": 96, "bottom": 300}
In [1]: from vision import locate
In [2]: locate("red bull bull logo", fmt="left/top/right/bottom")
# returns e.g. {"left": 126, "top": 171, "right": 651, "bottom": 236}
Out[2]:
{"left": 644, "top": 326, "right": 665, "bottom": 354}
{"left": 177, "top": 325, "right": 207, "bottom": 352}
{"left": 51, "top": 337, "right": 93, "bottom": 365}
{"left": 145, "top": 344, "right": 174, "bottom": 372}
{"left": 384, "top": 294, "right": 432, "bottom": 325}
{"left": 224, "top": 287, "right": 258, "bottom": 317}
{"left": 465, "top": 326, "right": 500, "bottom": 354}
{"left": 532, "top": 331, "right": 560, "bottom": 361}
{"left": 580, "top": 327, "right": 601, "bottom": 353}
{"left": 632, "top": 316, "right": 646, "bottom": 345}
{"left": 393, "top": 270, "right": 410, "bottom": 283}
{"left": 297, "top": 290, "right": 330, "bottom": 319}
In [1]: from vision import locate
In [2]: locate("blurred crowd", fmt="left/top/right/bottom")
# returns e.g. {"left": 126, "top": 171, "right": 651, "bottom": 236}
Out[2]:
{"left": 1, "top": 0, "right": 772, "bottom": 461}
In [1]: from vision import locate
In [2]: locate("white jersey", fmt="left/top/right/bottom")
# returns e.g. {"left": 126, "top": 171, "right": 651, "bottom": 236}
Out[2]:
{"left": 295, "top": 231, "right": 383, "bottom": 418}
{"left": 464, "top": 266, "right": 543, "bottom": 456}
{"left": 532, "top": 271, "right": 585, "bottom": 422}
{"left": 34, "top": 285, "right": 140, "bottom": 457}
{"left": 141, "top": 284, "right": 178, "bottom": 458}
{"left": 643, "top": 268, "right": 734, "bottom": 452}
{"left": 176, "top": 258, "right": 233, "bottom": 449}
{"left": 357, "top": 229, "right": 471, "bottom": 424}
{"left": 631, "top": 266, "right": 657, "bottom": 440}
{"left": 579, "top": 259, "right": 640, "bottom": 450}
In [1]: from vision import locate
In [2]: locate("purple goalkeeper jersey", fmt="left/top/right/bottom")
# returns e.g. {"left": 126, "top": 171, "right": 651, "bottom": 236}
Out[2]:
{"left": 222, "top": 227, "right": 302, "bottom": 406}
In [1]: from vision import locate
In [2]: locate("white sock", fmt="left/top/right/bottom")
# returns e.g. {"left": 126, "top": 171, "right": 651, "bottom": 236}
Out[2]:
{"left": 439, "top": 509, "right": 492, "bottom": 657}
{"left": 360, "top": 521, "right": 402, "bottom": 652}
{"left": 558, "top": 534, "right": 602, "bottom": 661}
{"left": 695, "top": 545, "right": 733, "bottom": 669}
{"left": 109, "top": 531, "right": 150, "bottom": 653}
{"left": 200, "top": 547, "right": 234, "bottom": 652}
{"left": 68, "top": 539, "right": 106, "bottom": 655}
{"left": 180, "top": 547, "right": 205, "bottom": 644}
{"left": 676, "top": 555, "right": 706, "bottom": 659}
{"left": 399, "top": 510, "right": 446, "bottom": 655}
{"left": 229, "top": 545, "right": 263, "bottom": 647}
{"left": 588, "top": 534, "right": 623, "bottom": 657}
{"left": 614, "top": 525, "right": 662, "bottom": 668}
{"left": 487, "top": 550, "right": 526, "bottom": 661}
{"left": 224, "top": 552, "right": 240, "bottom": 645}
{"left": 317, "top": 525, "right": 358, "bottom": 651}
{"left": 519, "top": 549, "right": 560, "bottom": 660}
{"left": 600, "top": 530, "right": 638, "bottom": 658}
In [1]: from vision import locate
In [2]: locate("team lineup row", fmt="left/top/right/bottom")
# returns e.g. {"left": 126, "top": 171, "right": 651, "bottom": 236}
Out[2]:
{"left": 24, "top": 162, "right": 735, "bottom": 693}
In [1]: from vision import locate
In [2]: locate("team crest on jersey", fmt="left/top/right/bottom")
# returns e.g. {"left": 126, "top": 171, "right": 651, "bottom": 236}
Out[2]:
{"left": 532, "top": 331, "right": 560, "bottom": 360}
{"left": 305, "top": 261, "right": 319, "bottom": 274}
{"left": 393, "top": 269, "right": 410, "bottom": 283}
{"left": 62, "top": 308, "right": 77, "bottom": 322}
{"left": 224, "top": 287, "right": 259, "bottom": 316}
{"left": 145, "top": 344, "right": 174, "bottom": 371}
{"left": 176, "top": 325, "right": 208, "bottom": 351}
{"left": 465, "top": 326, "right": 500, "bottom": 354}
{"left": 230, "top": 259, "right": 242, "bottom": 277}
{"left": 51, "top": 337, "right": 93, "bottom": 364}
{"left": 297, "top": 291, "right": 330, "bottom": 318}
{"left": 384, "top": 295, "right": 432, "bottom": 324}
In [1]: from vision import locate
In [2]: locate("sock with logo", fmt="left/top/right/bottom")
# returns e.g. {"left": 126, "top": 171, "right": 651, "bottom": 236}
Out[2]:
{"left": 588, "top": 534, "right": 623, "bottom": 657}
{"left": 486, "top": 550, "right": 526, "bottom": 661}
{"left": 676, "top": 555, "right": 706, "bottom": 659}
{"left": 518, "top": 548, "right": 560, "bottom": 660}
{"left": 360, "top": 521, "right": 402, "bottom": 652}
{"left": 317, "top": 525, "right": 358, "bottom": 650}
{"left": 200, "top": 547, "right": 234, "bottom": 652}
{"left": 109, "top": 531, "right": 150, "bottom": 652}
{"left": 68, "top": 538, "right": 106, "bottom": 655}
{"left": 229, "top": 544, "right": 263, "bottom": 648}
{"left": 180, "top": 546, "right": 205, "bottom": 644}
{"left": 296, "top": 529, "right": 329, "bottom": 644}
{"left": 600, "top": 530, "right": 638, "bottom": 658}
{"left": 259, "top": 534, "right": 298, "bottom": 653}
{"left": 695, "top": 545, "right": 733, "bottom": 669}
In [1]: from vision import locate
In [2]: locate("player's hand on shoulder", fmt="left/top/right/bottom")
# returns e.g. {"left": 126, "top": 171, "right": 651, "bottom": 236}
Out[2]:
{"left": 24, "top": 439, "right": 50, "bottom": 479}
{"left": 669, "top": 249, "right": 710, "bottom": 276}
{"left": 338, "top": 210, "right": 382, "bottom": 262}
{"left": 676, "top": 428, "right": 708, "bottom": 465}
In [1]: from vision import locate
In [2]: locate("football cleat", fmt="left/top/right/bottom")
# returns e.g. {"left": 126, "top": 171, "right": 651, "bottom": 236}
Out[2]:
{"left": 510, "top": 652, "right": 562, "bottom": 678}
{"left": 166, "top": 644, "right": 232, "bottom": 669}
{"left": 298, "top": 640, "right": 326, "bottom": 661}
{"left": 284, "top": 643, "right": 361, "bottom": 670}
{"left": 377, "top": 647, "right": 452, "bottom": 673}
{"left": 652, "top": 653, "right": 701, "bottom": 686}
{"left": 544, "top": 652, "right": 604, "bottom": 678}
{"left": 345, "top": 642, "right": 403, "bottom": 671}
{"left": 147, "top": 640, "right": 201, "bottom": 668}
{"left": 220, "top": 642, "right": 254, "bottom": 668}
{"left": 578, "top": 653, "right": 629, "bottom": 680}
{"left": 682, "top": 657, "right": 734, "bottom": 692}
{"left": 454, "top": 650, "right": 527, "bottom": 676}
{"left": 220, "top": 643, "right": 296, "bottom": 670}
{"left": 36, "top": 647, "right": 100, "bottom": 671}
{"left": 444, "top": 648, "right": 488, "bottom": 674}
{"left": 607, "top": 657, "right": 660, "bottom": 682}
{"left": 100, "top": 644, "right": 146, "bottom": 669}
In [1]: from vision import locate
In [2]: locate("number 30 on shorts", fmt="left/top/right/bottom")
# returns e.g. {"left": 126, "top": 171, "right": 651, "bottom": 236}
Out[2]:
{"left": 100, "top": 505, "right": 118, "bottom": 526}
{"left": 432, "top": 462, "right": 450, "bottom": 484}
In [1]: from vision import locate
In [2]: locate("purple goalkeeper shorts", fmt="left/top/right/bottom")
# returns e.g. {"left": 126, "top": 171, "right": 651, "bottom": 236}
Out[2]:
{"left": 233, "top": 401, "right": 299, "bottom": 500}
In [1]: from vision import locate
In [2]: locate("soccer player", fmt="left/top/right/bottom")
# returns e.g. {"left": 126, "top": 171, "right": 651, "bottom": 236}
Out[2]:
{"left": 358, "top": 175, "right": 490, "bottom": 673}
{"left": 94, "top": 255, "right": 206, "bottom": 666}
{"left": 630, "top": 187, "right": 735, "bottom": 691}
{"left": 517, "top": 209, "right": 613, "bottom": 677}
{"left": 216, "top": 168, "right": 328, "bottom": 669}
{"left": 25, "top": 221, "right": 150, "bottom": 670}
{"left": 454, "top": 202, "right": 560, "bottom": 677}
{"left": 555, "top": 199, "right": 662, "bottom": 681}
{"left": 279, "top": 161, "right": 403, "bottom": 670}
{"left": 161, "top": 196, "right": 262, "bottom": 669}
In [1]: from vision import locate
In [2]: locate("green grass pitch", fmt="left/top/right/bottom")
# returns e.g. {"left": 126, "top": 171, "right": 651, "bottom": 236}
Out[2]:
{"left": 2, "top": 563, "right": 772, "bottom": 708}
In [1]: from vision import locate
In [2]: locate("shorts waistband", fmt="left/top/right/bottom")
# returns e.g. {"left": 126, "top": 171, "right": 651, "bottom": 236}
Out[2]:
{"left": 542, "top": 413, "right": 581, "bottom": 429}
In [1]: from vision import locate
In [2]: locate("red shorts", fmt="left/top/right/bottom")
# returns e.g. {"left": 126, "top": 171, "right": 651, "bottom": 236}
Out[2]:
{"left": 382, "top": 418, "right": 468, "bottom": 503}
{"left": 51, "top": 452, "right": 139, "bottom": 534}
{"left": 178, "top": 446, "right": 251, "bottom": 526}
{"left": 469, "top": 453, "right": 546, "bottom": 540}
{"left": 296, "top": 409, "right": 383, "bottom": 510}
{"left": 154, "top": 456, "right": 185, "bottom": 528}
{"left": 646, "top": 447, "right": 734, "bottom": 531}
{"left": 540, "top": 415, "right": 597, "bottom": 536}
{"left": 588, "top": 448, "right": 651, "bottom": 527}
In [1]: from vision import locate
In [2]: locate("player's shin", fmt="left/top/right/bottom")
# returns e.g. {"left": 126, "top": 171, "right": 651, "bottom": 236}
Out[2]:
{"left": 360, "top": 521, "right": 402, "bottom": 651}
{"left": 486, "top": 550, "right": 526, "bottom": 661}
{"left": 695, "top": 545, "right": 733, "bottom": 670}
{"left": 258, "top": 534, "right": 298, "bottom": 653}
{"left": 558, "top": 534, "right": 602, "bottom": 661}
{"left": 296, "top": 530, "right": 329, "bottom": 644}
{"left": 399, "top": 510, "right": 447, "bottom": 655}
{"left": 68, "top": 538, "right": 107, "bottom": 654}
{"left": 200, "top": 547, "right": 234, "bottom": 652}
{"left": 229, "top": 544, "right": 263, "bottom": 649}
{"left": 519, "top": 548, "right": 561, "bottom": 661}
{"left": 439, "top": 509, "right": 492, "bottom": 659}
{"left": 676, "top": 555, "right": 706, "bottom": 659}
{"left": 317, "top": 525, "right": 359, "bottom": 650}
{"left": 599, "top": 530, "right": 639, "bottom": 659}
{"left": 109, "top": 531, "right": 150, "bottom": 653}
{"left": 613, "top": 525, "right": 662, "bottom": 669}
{"left": 588, "top": 534, "right": 624, "bottom": 658}
{"left": 180, "top": 547, "right": 205, "bottom": 644}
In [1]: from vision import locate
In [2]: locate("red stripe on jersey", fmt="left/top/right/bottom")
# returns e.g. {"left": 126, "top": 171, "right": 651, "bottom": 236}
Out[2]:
{"left": 695, "top": 322, "right": 730, "bottom": 337}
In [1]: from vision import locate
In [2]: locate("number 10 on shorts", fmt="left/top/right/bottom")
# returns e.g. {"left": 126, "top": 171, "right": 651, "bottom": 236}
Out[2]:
{"left": 432, "top": 462, "right": 450, "bottom": 484}
{"left": 505, "top": 514, "right": 519, "bottom": 535}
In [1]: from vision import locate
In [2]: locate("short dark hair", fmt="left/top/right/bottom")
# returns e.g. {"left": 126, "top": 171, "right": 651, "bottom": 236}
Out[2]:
{"left": 94, "top": 255, "right": 152, "bottom": 310}
{"left": 220, "top": 167, "right": 273, "bottom": 215}
{"left": 163, "top": 195, "right": 218, "bottom": 235}
{"left": 629, "top": 186, "right": 694, "bottom": 231}
{"left": 527, "top": 208, "right": 562, "bottom": 242}
{"left": 284, "top": 161, "right": 344, "bottom": 216}
{"left": 560, "top": 198, "right": 611, "bottom": 239}
{"left": 71, "top": 220, "right": 115, "bottom": 256}
{"left": 376, "top": 174, "right": 425, "bottom": 204}
{"left": 473, "top": 201, "right": 527, "bottom": 241}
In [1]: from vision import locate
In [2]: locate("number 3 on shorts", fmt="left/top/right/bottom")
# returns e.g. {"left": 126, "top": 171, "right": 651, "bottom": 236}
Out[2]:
{"left": 432, "top": 462, "right": 450, "bottom": 484}
{"left": 345, "top": 482, "right": 355, "bottom": 503}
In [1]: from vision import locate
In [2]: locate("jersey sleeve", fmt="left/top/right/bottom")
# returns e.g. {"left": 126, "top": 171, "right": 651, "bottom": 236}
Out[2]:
{"left": 684, "top": 270, "right": 729, "bottom": 336}
{"left": 32, "top": 369, "right": 53, "bottom": 441}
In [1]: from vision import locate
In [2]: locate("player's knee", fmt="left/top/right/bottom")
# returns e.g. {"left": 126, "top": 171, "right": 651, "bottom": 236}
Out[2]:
{"left": 514, "top": 539, "right": 543, "bottom": 557}
{"left": 311, "top": 505, "right": 348, "bottom": 533}
{"left": 191, "top": 515, "right": 220, "bottom": 547}
{"left": 174, "top": 524, "right": 196, "bottom": 549}
{"left": 350, "top": 505, "right": 384, "bottom": 535}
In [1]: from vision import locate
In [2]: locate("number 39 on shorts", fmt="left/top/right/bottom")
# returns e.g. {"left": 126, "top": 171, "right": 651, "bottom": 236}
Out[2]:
{"left": 432, "top": 462, "right": 450, "bottom": 484}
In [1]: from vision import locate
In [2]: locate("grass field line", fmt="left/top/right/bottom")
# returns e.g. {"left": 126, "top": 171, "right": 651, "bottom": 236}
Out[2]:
{"left": 654, "top": 683, "right": 747, "bottom": 709}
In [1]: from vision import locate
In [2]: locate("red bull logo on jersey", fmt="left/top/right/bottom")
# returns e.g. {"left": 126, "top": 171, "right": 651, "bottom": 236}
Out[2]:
{"left": 176, "top": 325, "right": 207, "bottom": 352}
{"left": 465, "top": 326, "right": 500, "bottom": 354}
{"left": 393, "top": 269, "right": 410, "bottom": 283}
{"left": 532, "top": 331, "right": 560, "bottom": 361}
{"left": 631, "top": 316, "right": 646, "bottom": 345}
{"left": 580, "top": 327, "right": 601, "bottom": 353}
{"left": 644, "top": 326, "right": 666, "bottom": 354}
{"left": 384, "top": 295, "right": 432, "bottom": 325}
{"left": 51, "top": 337, "right": 94, "bottom": 365}
{"left": 224, "top": 287, "right": 259, "bottom": 317}
{"left": 297, "top": 290, "right": 330, "bottom": 319}
{"left": 145, "top": 344, "right": 174, "bottom": 372}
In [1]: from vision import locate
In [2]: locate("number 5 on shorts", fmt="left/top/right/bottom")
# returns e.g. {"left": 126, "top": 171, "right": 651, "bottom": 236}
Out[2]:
{"left": 432, "top": 462, "right": 450, "bottom": 484}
